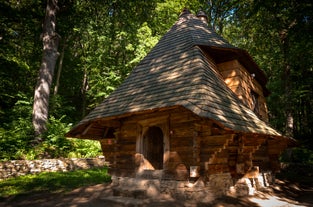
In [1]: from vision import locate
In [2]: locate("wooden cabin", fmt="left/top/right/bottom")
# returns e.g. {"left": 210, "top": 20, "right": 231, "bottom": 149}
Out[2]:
{"left": 66, "top": 10, "right": 293, "bottom": 197}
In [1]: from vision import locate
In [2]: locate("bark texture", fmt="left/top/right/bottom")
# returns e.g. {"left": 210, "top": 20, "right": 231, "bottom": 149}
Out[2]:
{"left": 32, "top": 0, "right": 60, "bottom": 140}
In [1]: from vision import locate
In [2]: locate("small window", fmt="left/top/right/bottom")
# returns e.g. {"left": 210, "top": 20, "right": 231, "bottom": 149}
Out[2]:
{"left": 251, "top": 91, "right": 259, "bottom": 115}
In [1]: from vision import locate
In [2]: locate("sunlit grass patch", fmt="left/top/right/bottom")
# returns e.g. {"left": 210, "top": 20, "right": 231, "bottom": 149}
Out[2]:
{"left": 0, "top": 167, "right": 111, "bottom": 197}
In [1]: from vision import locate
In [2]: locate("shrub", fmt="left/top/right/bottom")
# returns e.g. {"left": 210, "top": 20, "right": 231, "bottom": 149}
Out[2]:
{"left": 0, "top": 98, "right": 102, "bottom": 160}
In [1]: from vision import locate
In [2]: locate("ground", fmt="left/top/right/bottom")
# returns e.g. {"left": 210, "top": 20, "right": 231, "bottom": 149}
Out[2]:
{"left": 1, "top": 179, "right": 312, "bottom": 207}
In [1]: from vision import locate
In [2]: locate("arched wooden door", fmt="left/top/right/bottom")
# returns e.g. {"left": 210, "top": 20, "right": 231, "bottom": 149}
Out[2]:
{"left": 143, "top": 126, "right": 164, "bottom": 169}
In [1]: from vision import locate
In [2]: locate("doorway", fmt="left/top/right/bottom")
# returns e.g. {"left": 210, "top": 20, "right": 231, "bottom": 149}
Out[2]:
{"left": 143, "top": 126, "right": 164, "bottom": 169}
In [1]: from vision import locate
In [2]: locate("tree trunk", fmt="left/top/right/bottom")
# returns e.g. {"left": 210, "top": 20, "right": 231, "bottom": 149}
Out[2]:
{"left": 284, "top": 62, "right": 294, "bottom": 137}
{"left": 280, "top": 29, "right": 293, "bottom": 137}
{"left": 53, "top": 40, "right": 65, "bottom": 95}
{"left": 81, "top": 68, "right": 88, "bottom": 118}
{"left": 32, "top": 0, "right": 60, "bottom": 142}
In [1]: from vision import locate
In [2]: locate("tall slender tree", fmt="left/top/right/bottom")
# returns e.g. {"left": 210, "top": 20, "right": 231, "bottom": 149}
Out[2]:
{"left": 32, "top": 0, "right": 60, "bottom": 141}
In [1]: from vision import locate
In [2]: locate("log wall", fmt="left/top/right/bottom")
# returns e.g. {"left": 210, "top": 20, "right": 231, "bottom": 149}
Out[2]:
{"left": 100, "top": 108, "right": 202, "bottom": 178}
{"left": 217, "top": 60, "right": 268, "bottom": 122}
{"left": 99, "top": 107, "right": 277, "bottom": 180}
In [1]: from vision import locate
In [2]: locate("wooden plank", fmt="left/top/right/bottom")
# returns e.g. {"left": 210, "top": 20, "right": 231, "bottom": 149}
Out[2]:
{"left": 119, "top": 144, "right": 136, "bottom": 152}
{"left": 119, "top": 134, "right": 137, "bottom": 141}
{"left": 171, "top": 120, "right": 195, "bottom": 128}
{"left": 170, "top": 139, "right": 193, "bottom": 147}
{"left": 201, "top": 134, "right": 234, "bottom": 146}
{"left": 217, "top": 60, "right": 240, "bottom": 72}
{"left": 85, "top": 127, "right": 105, "bottom": 138}
{"left": 170, "top": 112, "right": 198, "bottom": 123}
{"left": 241, "top": 146, "right": 259, "bottom": 153}
{"left": 120, "top": 123, "right": 137, "bottom": 131}
{"left": 201, "top": 146, "right": 232, "bottom": 154}
{"left": 251, "top": 79, "right": 263, "bottom": 94}
{"left": 115, "top": 148, "right": 135, "bottom": 155}
{"left": 220, "top": 68, "right": 242, "bottom": 78}
{"left": 96, "top": 119, "right": 121, "bottom": 128}
{"left": 137, "top": 115, "right": 169, "bottom": 126}
{"left": 171, "top": 130, "right": 193, "bottom": 138}
{"left": 100, "top": 139, "right": 116, "bottom": 145}
{"left": 206, "top": 164, "right": 229, "bottom": 174}
{"left": 124, "top": 109, "right": 171, "bottom": 124}
{"left": 179, "top": 153, "right": 196, "bottom": 161}
{"left": 200, "top": 130, "right": 212, "bottom": 137}
{"left": 170, "top": 146, "right": 193, "bottom": 152}
{"left": 82, "top": 123, "right": 93, "bottom": 135}
{"left": 211, "top": 157, "right": 228, "bottom": 164}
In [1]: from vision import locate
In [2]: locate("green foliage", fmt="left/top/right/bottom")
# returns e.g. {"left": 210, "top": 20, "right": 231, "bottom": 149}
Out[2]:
{"left": 281, "top": 147, "right": 313, "bottom": 164}
{"left": 68, "top": 139, "right": 102, "bottom": 158}
{"left": 27, "top": 115, "right": 102, "bottom": 159}
{"left": 199, "top": 0, "right": 239, "bottom": 33}
{"left": 0, "top": 93, "right": 34, "bottom": 160}
{"left": 0, "top": 95, "right": 101, "bottom": 160}
{"left": 49, "top": 95, "right": 77, "bottom": 122}
{"left": 128, "top": 22, "right": 159, "bottom": 66}
{"left": 0, "top": 167, "right": 111, "bottom": 198}
{"left": 35, "top": 116, "right": 74, "bottom": 158}
{"left": 278, "top": 148, "right": 313, "bottom": 185}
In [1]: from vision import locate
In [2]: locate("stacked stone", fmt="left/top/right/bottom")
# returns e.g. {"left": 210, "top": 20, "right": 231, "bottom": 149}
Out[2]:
{"left": 0, "top": 157, "right": 107, "bottom": 180}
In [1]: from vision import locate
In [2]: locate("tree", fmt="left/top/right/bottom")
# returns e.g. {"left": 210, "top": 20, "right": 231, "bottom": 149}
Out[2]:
{"left": 32, "top": 0, "right": 60, "bottom": 141}
{"left": 0, "top": 0, "right": 42, "bottom": 118}
{"left": 199, "top": 0, "right": 239, "bottom": 33}
{"left": 228, "top": 0, "right": 313, "bottom": 142}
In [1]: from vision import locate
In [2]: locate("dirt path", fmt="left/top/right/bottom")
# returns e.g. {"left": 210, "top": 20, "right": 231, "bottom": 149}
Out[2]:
{"left": 1, "top": 180, "right": 312, "bottom": 207}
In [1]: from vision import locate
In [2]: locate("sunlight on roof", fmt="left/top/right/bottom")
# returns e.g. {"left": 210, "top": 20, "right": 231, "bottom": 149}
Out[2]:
{"left": 162, "top": 71, "right": 181, "bottom": 80}
{"left": 211, "top": 38, "right": 226, "bottom": 45}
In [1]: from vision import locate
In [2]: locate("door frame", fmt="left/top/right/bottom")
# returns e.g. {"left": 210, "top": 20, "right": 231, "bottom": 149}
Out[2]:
{"left": 142, "top": 126, "right": 164, "bottom": 169}
{"left": 136, "top": 115, "right": 170, "bottom": 170}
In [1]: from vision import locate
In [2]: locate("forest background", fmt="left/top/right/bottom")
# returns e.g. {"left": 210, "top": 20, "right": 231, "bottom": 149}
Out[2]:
{"left": 0, "top": 0, "right": 312, "bottom": 162}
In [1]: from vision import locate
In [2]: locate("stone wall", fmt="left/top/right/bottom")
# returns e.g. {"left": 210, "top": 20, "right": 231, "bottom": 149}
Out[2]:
{"left": 208, "top": 173, "right": 233, "bottom": 196}
{"left": 110, "top": 171, "right": 275, "bottom": 202}
{"left": 229, "top": 171, "right": 275, "bottom": 197}
{"left": 0, "top": 157, "right": 108, "bottom": 180}
{"left": 111, "top": 176, "right": 214, "bottom": 202}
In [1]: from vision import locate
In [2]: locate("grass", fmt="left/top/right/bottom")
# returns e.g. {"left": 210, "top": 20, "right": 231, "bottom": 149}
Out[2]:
{"left": 0, "top": 167, "right": 111, "bottom": 198}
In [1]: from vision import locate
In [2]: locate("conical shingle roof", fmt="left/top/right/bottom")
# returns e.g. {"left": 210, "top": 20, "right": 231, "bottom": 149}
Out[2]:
{"left": 67, "top": 10, "right": 281, "bottom": 138}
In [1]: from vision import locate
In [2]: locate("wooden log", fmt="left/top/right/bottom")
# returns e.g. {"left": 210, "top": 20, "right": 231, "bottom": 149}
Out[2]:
{"left": 206, "top": 164, "right": 229, "bottom": 174}
{"left": 201, "top": 134, "right": 234, "bottom": 146}
{"left": 170, "top": 139, "right": 193, "bottom": 147}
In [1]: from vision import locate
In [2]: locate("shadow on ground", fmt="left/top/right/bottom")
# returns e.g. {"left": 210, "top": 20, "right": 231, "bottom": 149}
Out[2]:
{"left": 1, "top": 179, "right": 312, "bottom": 207}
